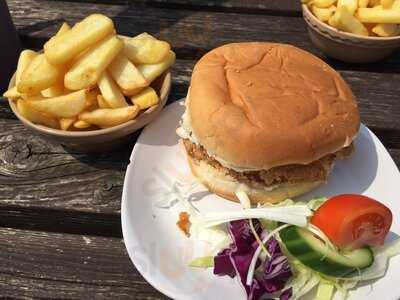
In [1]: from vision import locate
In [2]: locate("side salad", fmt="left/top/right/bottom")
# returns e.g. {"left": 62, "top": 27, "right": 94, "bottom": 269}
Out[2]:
{"left": 175, "top": 192, "right": 400, "bottom": 300}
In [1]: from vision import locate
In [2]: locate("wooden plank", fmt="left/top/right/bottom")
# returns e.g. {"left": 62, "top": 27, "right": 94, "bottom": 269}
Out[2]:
{"left": 7, "top": 0, "right": 400, "bottom": 71}
{"left": 147, "top": 0, "right": 300, "bottom": 14}
{"left": 0, "top": 205, "right": 121, "bottom": 237}
{"left": 48, "top": 0, "right": 301, "bottom": 15}
{"left": 389, "top": 149, "right": 400, "bottom": 166}
{"left": 0, "top": 227, "right": 166, "bottom": 299}
{"left": 0, "top": 97, "right": 399, "bottom": 223}
{"left": 0, "top": 60, "right": 399, "bottom": 218}
{"left": 0, "top": 118, "right": 131, "bottom": 213}
{"left": 2, "top": 0, "right": 399, "bottom": 221}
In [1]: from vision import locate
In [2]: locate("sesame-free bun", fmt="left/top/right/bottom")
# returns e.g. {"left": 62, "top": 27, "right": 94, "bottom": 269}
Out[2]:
{"left": 188, "top": 42, "right": 360, "bottom": 170}
{"left": 187, "top": 156, "right": 322, "bottom": 204}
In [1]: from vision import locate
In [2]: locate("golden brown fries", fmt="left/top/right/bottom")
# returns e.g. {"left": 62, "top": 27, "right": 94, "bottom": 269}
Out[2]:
{"left": 57, "top": 22, "right": 71, "bottom": 35}
{"left": 357, "top": 7, "right": 400, "bottom": 23}
{"left": 121, "top": 87, "right": 144, "bottom": 96}
{"left": 18, "top": 54, "right": 62, "bottom": 94}
{"left": 41, "top": 23, "right": 71, "bottom": 98}
{"left": 108, "top": 53, "right": 148, "bottom": 91}
{"left": 130, "top": 87, "right": 159, "bottom": 110}
{"left": 65, "top": 35, "right": 123, "bottom": 90}
{"left": 41, "top": 81, "right": 65, "bottom": 98}
{"left": 359, "top": 0, "right": 370, "bottom": 8}
{"left": 17, "top": 99, "right": 59, "bottom": 128}
{"left": 123, "top": 33, "right": 171, "bottom": 64}
{"left": 330, "top": 6, "right": 369, "bottom": 35}
{"left": 85, "top": 88, "right": 100, "bottom": 108}
{"left": 4, "top": 13, "right": 175, "bottom": 131}
{"left": 44, "top": 14, "right": 114, "bottom": 65}
{"left": 308, "top": 0, "right": 400, "bottom": 36}
{"left": 73, "top": 120, "right": 91, "bottom": 129}
{"left": 21, "top": 93, "right": 45, "bottom": 101}
{"left": 312, "top": 5, "right": 337, "bottom": 21}
{"left": 314, "top": 0, "right": 338, "bottom": 7}
{"left": 15, "top": 50, "right": 37, "bottom": 87}
{"left": 46, "top": 22, "right": 71, "bottom": 47}
{"left": 97, "top": 95, "right": 111, "bottom": 108}
{"left": 26, "top": 89, "right": 88, "bottom": 118}
{"left": 59, "top": 118, "right": 76, "bottom": 131}
{"left": 79, "top": 106, "right": 140, "bottom": 128}
{"left": 138, "top": 51, "right": 176, "bottom": 83}
{"left": 98, "top": 71, "right": 128, "bottom": 108}
{"left": 372, "top": 23, "right": 400, "bottom": 35}
{"left": 337, "top": 0, "right": 358, "bottom": 14}
{"left": 382, "top": 0, "right": 394, "bottom": 8}
{"left": 3, "top": 87, "right": 22, "bottom": 100}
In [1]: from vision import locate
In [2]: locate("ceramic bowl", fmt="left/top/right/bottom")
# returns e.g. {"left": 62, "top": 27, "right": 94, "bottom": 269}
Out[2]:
{"left": 302, "top": 4, "right": 400, "bottom": 63}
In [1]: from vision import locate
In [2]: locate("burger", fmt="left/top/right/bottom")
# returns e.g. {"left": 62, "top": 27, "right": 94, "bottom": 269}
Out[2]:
{"left": 176, "top": 43, "right": 360, "bottom": 204}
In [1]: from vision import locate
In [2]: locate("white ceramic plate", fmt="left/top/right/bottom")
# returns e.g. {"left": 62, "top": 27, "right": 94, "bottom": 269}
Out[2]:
{"left": 122, "top": 100, "right": 400, "bottom": 300}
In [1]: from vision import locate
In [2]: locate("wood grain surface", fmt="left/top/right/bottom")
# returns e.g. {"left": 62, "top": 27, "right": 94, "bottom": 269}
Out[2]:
{"left": 2, "top": 0, "right": 400, "bottom": 298}
{"left": 8, "top": 0, "right": 400, "bottom": 70}
{"left": 48, "top": 0, "right": 301, "bottom": 15}
{"left": 0, "top": 227, "right": 166, "bottom": 299}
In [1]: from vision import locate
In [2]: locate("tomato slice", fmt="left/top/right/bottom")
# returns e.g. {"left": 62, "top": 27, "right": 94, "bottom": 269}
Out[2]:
{"left": 311, "top": 194, "right": 393, "bottom": 250}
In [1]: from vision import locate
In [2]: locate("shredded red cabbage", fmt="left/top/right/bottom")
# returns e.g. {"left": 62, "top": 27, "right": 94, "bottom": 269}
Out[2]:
{"left": 213, "top": 220, "right": 293, "bottom": 300}
{"left": 213, "top": 248, "right": 235, "bottom": 278}
{"left": 261, "top": 238, "right": 292, "bottom": 293}
{"left": 280, "top": 288, "right": 293, "bottom": 300}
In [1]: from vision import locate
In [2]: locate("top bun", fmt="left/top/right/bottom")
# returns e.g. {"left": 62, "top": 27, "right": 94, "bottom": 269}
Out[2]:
{"left": 188, "top": 42, "right": 360, "bottom": 170}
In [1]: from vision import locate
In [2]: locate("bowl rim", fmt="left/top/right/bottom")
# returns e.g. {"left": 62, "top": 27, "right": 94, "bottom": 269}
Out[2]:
{"left": 302, "top": 4, "right": 400, "bottom": 41}
{"left": 7, "top": 71, "right": 171, "bottom": 138}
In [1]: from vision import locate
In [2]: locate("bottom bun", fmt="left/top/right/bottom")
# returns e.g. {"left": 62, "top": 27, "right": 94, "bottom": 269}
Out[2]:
{"left": 187, "top": 156, "right": 322, "bottom": 204}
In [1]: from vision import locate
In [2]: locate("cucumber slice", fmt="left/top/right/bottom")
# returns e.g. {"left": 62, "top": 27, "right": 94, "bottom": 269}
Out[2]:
{"left": 280, "top": 226, "right": 374, "bottom": 277}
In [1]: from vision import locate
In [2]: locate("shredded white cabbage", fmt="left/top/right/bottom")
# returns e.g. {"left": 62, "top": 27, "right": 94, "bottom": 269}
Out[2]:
{"left": 197, "top": 205, "right": 312, "bottom": 228}
{"left": 340, "top": 238, "right": 400, "bottom": 281}
{"left": 287, "top": 264, "right": 313, "bottom": 297}
{"left": 189, "top": 222, "right": 231, "bottom": 254}
{"left": 316, "top": 280, "right": 335, "bottom": 300}
{"left": 236, "top": 190, "right": 251, "bottom": 209}
{"left": 292, "top": 272, "right": 320, "bottom": 300}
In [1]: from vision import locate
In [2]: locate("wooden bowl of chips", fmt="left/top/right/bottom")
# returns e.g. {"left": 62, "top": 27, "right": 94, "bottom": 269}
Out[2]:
{"left": 7, "top": 71, "right": 171, "bottom": 152}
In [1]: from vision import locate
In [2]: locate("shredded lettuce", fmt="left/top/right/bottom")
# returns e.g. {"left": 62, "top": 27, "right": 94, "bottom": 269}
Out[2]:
{"left": 316, "top": 280, "right": 335, "bottom": 300}
{"left": 340, "top": 237, "right": 400, "bottom": 281}
{"left": 262, "top": 198, "right": 296, "bottom": 207}
{"left": 189, "top": 222, "right": 231, "bottom": 254}
{"left": 307, "top": 197, "right": 328, "bottom": 211}
{"left": 333, "top": 280, "right": 358, "bottom": 300}
{"left": 293, "top": 273, "right": 320, "bottom": 300}
{"left": 189, "top": 256, "right": 214, "bottom": 268}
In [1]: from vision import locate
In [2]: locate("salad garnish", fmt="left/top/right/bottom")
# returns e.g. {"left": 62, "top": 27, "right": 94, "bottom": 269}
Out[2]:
{"left": 161, "top": 183, "right": 400, "bottom": 300}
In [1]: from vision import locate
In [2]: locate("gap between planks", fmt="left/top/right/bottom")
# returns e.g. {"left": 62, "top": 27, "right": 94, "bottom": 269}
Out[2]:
{"left": 0, "top": 227, "right": 167, "bottom": 299}
{"left": 46, "top": 0, "right": 302, "bottom": 17}
{"left": 7, "top": 0, "right": 400, "bottom": 72}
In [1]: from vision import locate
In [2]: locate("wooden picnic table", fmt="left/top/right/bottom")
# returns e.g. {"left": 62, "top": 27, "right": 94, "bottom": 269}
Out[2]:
{"left": 1, "top": 0, "right": 400, "bottom": 298}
